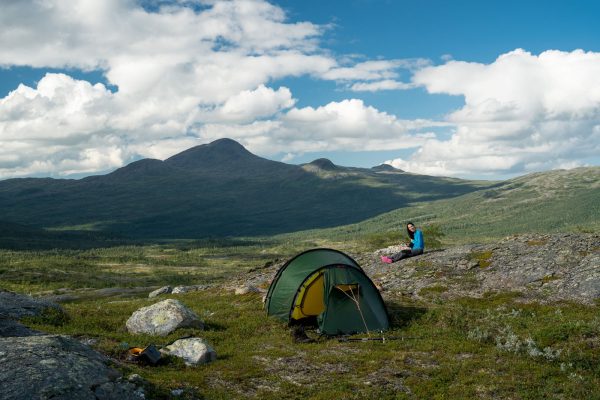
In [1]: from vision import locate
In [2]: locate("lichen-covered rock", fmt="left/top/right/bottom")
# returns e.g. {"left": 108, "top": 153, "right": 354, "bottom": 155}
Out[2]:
{"left": 126, "top": 299, "right": 204, "bottom": 336}
{"left": 0, "top": 334, "right": 143, "bottom": 400}
{"left": 163, "top": 337, "right": 217, "bottom": 366}
{"left": 148, "top": 286, "right": 172, "bottom": 298}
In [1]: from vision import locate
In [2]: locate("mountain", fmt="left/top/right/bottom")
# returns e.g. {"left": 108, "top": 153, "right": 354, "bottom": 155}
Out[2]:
{"left": 371, "top": 164, "right": 403, "bottom": 172}
{"left": 0, "top": 138, "right": 490, "bottom": 239}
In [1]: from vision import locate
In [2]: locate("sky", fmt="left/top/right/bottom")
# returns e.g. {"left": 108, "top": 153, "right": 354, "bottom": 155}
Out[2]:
{"left": 1, "top": 0, "right": 599, "bottom": 180}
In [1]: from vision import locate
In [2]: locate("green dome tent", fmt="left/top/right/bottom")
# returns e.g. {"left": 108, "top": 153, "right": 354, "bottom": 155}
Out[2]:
{"left": 265, "top": 248, "right": 389, "bottom": 335}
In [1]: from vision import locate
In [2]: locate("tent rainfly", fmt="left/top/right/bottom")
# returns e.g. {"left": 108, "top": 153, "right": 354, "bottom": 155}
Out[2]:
{"left": 264, "top": 248, "right": 389, "bottom": 335}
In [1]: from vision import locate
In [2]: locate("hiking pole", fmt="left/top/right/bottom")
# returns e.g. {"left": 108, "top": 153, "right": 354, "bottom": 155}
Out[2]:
{"left": 338, "top": 336, "right": 422, "bottom": 343}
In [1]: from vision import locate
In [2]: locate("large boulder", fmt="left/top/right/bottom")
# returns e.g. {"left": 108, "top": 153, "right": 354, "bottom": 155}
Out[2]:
{"left": 163, "top": 337, "right": 217, "bottom": 366}
{"left": 126, "top": 299, "right": 204, "bottom": 336}
{"left": 0, "top": 334, "right": 143, "bottom": 400}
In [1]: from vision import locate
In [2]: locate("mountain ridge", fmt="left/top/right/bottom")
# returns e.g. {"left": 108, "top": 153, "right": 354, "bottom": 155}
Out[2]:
{"left": 0, "top": 138, "right": 533, "bottom": 239}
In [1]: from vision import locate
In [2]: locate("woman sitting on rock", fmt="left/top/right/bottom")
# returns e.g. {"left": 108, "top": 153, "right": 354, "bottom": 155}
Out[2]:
{"left": 381, "top": 222, "right": 424, "bottom": 263}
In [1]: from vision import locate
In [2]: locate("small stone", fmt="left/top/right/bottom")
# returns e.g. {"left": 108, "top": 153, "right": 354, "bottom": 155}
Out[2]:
{"left": 171, "top": 389, "right": 184, "bottom": 396}
{"left": 148, "top": 286, "right": 172, "bottom": 298}
{"left": 163, "top": 338, "right": 217, "bottom": 366}
{"left": 128, "top": 374, "right": 144, "bottom": 384}
{"left": 79, "top": 337, "right": 99, "bottom": 346}
{"left": 172, "top": 285, "right": 208, "bottom": 294}
{"left": 235, "top": 285, "right": 260, "bottom": 295}
{"left": 171, "top": 286, "right": 191, "bottom": 294}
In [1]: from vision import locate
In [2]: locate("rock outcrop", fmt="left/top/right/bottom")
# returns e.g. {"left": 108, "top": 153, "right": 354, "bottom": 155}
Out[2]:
{"left": 126, "top": 299, "right": 204, "bottom": 336}
{"left": 0, "top": 335, "right": 143, "bottom": 400}
{"left": 0, "top": 289, "right": 65, "bottom": 320}
{"left": 359, "top": 233, "right": 600, "bottom": 304}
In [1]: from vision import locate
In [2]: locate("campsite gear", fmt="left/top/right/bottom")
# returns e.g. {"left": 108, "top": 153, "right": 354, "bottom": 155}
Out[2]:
{"left": 338, "top": 336, "right": 421, "bottom": 343}
{"left": 127, "top": 344, "right": 162, "bottom": 365}
{"left": 291, "top": 325, "right": 316, "bottom": 343}
{"left": 265, "top": 248, "right": 389, "bottom": 336}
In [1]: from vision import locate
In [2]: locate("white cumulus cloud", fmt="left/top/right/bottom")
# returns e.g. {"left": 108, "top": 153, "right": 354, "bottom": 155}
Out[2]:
{"left": 0, "top": 0, "right": 427, "bottom": 177}
{"left": 387, "top": 49, "right": 600, "bottom": 177}
{"left": 197, "top": 99, "right": 439, "bottom": 156}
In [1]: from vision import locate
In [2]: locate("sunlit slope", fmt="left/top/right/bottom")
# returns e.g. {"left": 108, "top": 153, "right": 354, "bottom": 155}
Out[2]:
{"left": 291, "top": 167, "right": 600, "bottom": 243}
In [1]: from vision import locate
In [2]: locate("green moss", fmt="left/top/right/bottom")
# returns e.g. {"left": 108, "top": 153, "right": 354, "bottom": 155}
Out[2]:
{"left": 419, "top": 285, "right": 449, "bottom": 296}
{"left": 526, "top": 239, "right": 548, "bottom": 246}
{"left": 21, "top": 306, "right": 70, "bottom": 327}
{"left": 469, "top": 250, "right": 493, "bottom": 268}
{"left": 542, "top": 274, "right": 561, "bottom": 284}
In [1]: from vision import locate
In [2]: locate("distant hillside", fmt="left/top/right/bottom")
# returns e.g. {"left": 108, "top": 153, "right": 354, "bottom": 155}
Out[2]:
{"left": 293, "top": 167, "right": 600, "bottom": 243}
{"left": 0, "top": 221, "right": 124, "bottom": 250}
{"left": 0, "top": 138, "right": 488, "bottom": 239}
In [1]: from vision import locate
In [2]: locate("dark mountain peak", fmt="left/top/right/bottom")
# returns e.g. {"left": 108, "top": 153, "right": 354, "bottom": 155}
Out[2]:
{"left": 209, "top": 137, "right": 248, "bottom": 150}
{"left": 305, "top": 158, "right": 338, "bottom": 171}
{"left": 372, "top": 163, "right": 403, "bottom": 172}
{"left": 164, "top": 138, "right": 258, "bottom": 170}
{"left": 103, "top": 158, "right": 170, "bottom": 181}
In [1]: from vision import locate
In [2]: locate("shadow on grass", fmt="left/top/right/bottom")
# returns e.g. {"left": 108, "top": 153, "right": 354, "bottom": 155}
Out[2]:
{"left": 203, "top": 322, "right": 227, "bottom": 332}
{"left": 386, "top": 301, "right": 428, "bottom": 329}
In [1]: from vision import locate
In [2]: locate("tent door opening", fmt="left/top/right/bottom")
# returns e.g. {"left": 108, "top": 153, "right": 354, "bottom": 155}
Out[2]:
{"left": 291, "top": 270, "right": 325, "bottom": 320}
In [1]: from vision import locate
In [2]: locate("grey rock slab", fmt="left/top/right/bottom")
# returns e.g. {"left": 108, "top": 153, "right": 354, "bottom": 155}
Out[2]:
{"left": 0, "top": 334, "right": 142, "bottom": 400}
{"left": 126, "top": 299, "right": 204, "bottom": 336}
{"left": 163, "top": 337, "right": 217, "bottom": 366}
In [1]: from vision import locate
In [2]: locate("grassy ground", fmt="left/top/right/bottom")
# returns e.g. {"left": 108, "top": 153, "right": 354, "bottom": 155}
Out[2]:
{"left": 0, "top": 239, "right": 308, "bottom": 294}
{"left": 23, "top": 290, "right": 600, "bottom": 399}
{"left": 2, "top": 237, "right": 598, "bottom": 399}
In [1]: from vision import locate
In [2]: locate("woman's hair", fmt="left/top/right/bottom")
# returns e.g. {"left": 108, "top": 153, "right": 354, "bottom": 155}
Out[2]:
{"left": 406, "top": 221, "right": 415, "bottom": 239}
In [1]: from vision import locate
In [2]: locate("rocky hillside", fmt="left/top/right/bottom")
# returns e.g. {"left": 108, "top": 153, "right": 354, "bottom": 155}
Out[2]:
{"left": 235, "top": 233, "right": 600, "bottom": 304}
